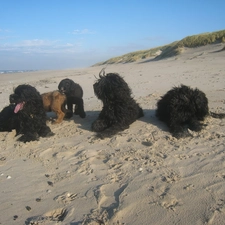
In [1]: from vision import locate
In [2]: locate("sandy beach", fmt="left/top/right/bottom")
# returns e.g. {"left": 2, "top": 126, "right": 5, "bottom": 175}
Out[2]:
{"left": 0, "top": 43, "right": 225, "bottom": 225}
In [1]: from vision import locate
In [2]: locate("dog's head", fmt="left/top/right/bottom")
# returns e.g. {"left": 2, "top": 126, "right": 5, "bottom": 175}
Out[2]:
{"left": 9, "top": 84, "right": 41, "bottom": 113}
{"left": 58, "top": 78, "right": 74, "bottom": 94}
{"left": 93, "top": 69, "right": 132, "bottom": 102}
{"left": 193, "top": 88, "right": 209, "bottom": 120}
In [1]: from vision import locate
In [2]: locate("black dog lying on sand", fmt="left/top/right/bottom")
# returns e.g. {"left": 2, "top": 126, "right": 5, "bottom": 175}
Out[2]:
{"left": 0, "top": 84, "right": 54, "bottom": 142}
{"left": 156, "top": 84, "right": 225, "bottom": 138}
{"left": 92, "top": 69, "right": 144, "bottom": 137}
{"left": 58, "top": 78, "right": 86, "bottom": 118}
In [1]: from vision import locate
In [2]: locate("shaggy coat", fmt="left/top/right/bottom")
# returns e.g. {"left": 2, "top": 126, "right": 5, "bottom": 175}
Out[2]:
{"left": 58, "top": 78, "right": 86, "bottom": 118}
{"left": 42, "top": 90, "right": 73, "bottom": 123}
{"left": 92, "top": 70, "right": 144, "bottom": 137}
{"left": 9, "top": 84, "right": 54, "bottom": 142}
{"left": 0, "top": 104, "right": 17, "bottom": 132}
{"left": 156, "top": 84, "right": 225, "bottom": 138}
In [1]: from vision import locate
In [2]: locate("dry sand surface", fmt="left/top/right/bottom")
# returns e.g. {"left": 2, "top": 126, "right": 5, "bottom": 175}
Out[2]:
{"left": 0, "top": 43, "right": 225, "bottom": 225}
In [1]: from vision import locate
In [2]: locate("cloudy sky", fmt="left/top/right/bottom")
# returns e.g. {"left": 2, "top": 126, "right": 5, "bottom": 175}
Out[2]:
{"left": 1, "top": 0, "right": 225, "bottom": 70}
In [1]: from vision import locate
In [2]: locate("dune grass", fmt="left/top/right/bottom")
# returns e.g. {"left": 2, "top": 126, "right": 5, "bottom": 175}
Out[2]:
{"left": 95, "top": 46, "right": 164, "bottom": 65}
{"left": 93, "top": 29, "right": 225, "bottom": 66}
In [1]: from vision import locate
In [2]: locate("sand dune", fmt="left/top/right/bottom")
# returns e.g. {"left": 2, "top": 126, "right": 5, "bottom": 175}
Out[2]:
{"left": 0, "top": 43, "right": 225, "bottom": 225}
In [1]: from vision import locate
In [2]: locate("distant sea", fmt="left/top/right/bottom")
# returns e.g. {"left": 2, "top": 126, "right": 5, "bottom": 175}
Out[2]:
{"left": 0, "top": 70, "right": 38, "bottom": 74}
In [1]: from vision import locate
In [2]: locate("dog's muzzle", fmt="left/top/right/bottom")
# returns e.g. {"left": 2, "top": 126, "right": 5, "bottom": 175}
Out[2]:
{"left": 59, "top": 89, "right": 66, "bottom": 94}
{"left": 59, "top": 90, "right": 64, "bottom": 93}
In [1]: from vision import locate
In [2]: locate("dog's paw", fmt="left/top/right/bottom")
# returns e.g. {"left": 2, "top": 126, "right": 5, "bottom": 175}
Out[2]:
{"left": 172, "top": 130, "right": 192, "bottom": 139}
{"left": 95, "top": 132, "right": 105, "bottom": 139}
{"left": 18, "top": 133, "right": 39, "bottom": 143}
{"left": 46, "top": 131, "right": 54, "bottom": 137}
{"left": 79, "top": 111, "right": 86, "bottom": 118}
{"left": 189, "top": 121, "right": 206, "bottom": 132}
{"left": 92, "top": 120, "right": 107, "bottom": 132}
{"left": 95, "top": 131, "right": 114, "bottom": 139}
{"left": 64, "top": 110, "right": 73, "bottom": 119}
{"left": 74, "top": 109, "right": 86, "bottom": 118}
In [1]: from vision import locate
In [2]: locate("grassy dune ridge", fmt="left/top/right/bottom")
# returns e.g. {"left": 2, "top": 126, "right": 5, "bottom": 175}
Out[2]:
{"left": 94, "top": 29, "right": 225, "bottom": 65}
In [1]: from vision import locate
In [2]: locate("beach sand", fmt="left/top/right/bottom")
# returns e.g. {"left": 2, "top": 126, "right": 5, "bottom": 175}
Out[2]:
{"left": 0, "top": 43, "right": 225, "bottom": 225}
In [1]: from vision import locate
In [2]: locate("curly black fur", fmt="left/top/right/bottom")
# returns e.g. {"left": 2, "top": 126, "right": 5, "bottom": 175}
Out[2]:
{"left": 92, "top": 70, "right": 144, "bottom": 137}
{"left": 8, "top": 84, "right": 54, "bottom": 142}
{"left": 0, "top": 104, "right": 17, "bottom": 132}
{"left": 58, "top": 78, "right": 86, "bottom": 118}
{"left": 156, "top": 84, "right": 225, "bottom": 138}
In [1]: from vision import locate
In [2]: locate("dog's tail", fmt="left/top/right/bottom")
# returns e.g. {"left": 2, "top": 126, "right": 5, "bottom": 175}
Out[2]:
{"left": 210, "top": 111, "right": 225, "bottom": 119}
{"left": 99, "top": 68, "right": 106, "bottom": 78}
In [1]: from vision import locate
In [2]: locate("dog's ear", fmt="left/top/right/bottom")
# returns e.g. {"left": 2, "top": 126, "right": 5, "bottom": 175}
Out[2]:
{"left": 68, "top": 80, "right": 76, "bottom": 92}
{"left": 57, "top": 82, "right": 61, "bottom": 90}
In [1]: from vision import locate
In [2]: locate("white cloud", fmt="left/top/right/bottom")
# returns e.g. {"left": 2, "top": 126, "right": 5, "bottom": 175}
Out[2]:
{"left": 70, "top": 29, "right": 95, "bottom": 35}
{"left": 65, "top": 43, "right": 74, "bottom": 47}
{"left": 0, "top": 39, "right": 83, "bottom": 54}
{"left": 19, "top": 39, "right": 57, "bottom": 47}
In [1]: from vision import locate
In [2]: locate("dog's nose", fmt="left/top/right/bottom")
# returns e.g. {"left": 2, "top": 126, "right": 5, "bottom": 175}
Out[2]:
{"left": 59, "top": 87, "right": 66, "bottom": 94}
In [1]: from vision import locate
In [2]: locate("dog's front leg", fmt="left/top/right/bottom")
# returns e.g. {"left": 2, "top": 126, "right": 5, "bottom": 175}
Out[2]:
{"left": 74, "top": 97, "right": 86, "bottom": 118}
{"left": 66, "top": 97, "right": 73, "bottom": 112}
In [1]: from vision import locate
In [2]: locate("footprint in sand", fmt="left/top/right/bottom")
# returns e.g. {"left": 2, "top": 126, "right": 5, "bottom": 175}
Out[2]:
{"left": 0, "top": 155, "right": 6, "bottom": 165}
{"left": 161, "top": 170, "right": 181, "bottom": 183}
{"left": 93, "top": 183, "right": 128, "bottom": 217}
{"left": 161, "top": 197, "right": 179, "bottom": 211}
{"left": 183, "top": 183, "right": 195, "bottom": 191}
{"left": 82, "top": 183, "right": 128, "bottom": 224}
{"left": 156, "top": 151, "right": 167, "bottom": 159}
{"left": 155, "top": 187, "right": 179, "bottom": 211}
{"left": 54, "top": 192, "right": 78, "bottom": 204}
{"left": 158, "top": 186, "right": 170, "bottom": 199}
{"left": 175, "top": 154, "right": 189, "bottom": 160}
{"left": 216, "top": 173, "right": 225, "bottom": 180}
{"left": 26, "top": 207, "right": 68, "bottom": 224}
{"left": 207, "top": 199, "right": 225, "bottom": 225}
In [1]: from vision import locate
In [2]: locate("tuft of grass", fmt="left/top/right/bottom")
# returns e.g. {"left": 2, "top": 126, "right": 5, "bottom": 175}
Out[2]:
{"left": 93, "top": 29, "right": 225, "bottom": 66}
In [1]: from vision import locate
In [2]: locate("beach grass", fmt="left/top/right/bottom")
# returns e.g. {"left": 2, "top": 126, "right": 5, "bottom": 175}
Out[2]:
{"left": 94, "top": 29, "right": 225, "bottom": 65}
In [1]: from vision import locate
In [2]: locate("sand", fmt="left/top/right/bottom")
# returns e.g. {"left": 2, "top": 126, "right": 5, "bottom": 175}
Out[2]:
{"left": 0, "top": 43, "right": 225, "bottom": 225}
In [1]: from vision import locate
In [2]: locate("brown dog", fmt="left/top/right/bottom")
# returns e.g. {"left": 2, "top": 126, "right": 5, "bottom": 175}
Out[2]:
{"left": 42, "top": 90, "right": 73, "bottom": 123}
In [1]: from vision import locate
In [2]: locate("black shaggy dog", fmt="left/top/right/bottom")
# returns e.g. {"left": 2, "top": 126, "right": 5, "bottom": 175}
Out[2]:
{"left": 156, "top": 84, "right": 225, "bottom": 138}
{"left": 8, "top": 84, "right": 54, "bottom": 142}
{"left": 58, "top": 78, "right": 86, "bottom": 118}
{"left": 92, "top": 70, "right": 144, "bottom": 137}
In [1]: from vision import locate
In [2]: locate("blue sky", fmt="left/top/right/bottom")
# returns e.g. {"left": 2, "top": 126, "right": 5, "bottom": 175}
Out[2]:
{"left": 1, "top": 0, "right": 225, "bottom": 70}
